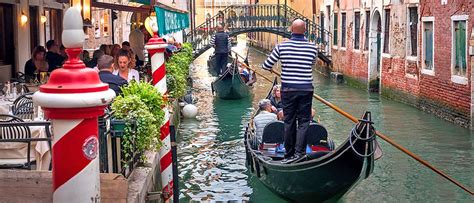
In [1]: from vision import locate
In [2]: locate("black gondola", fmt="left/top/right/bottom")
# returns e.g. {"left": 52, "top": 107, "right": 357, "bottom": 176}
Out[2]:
{"left": 207, "top": 53, "right": 233, "bottom": 76}
{"left": 211, "top": 59, "right": 251, "bottom": 100}
{"left": 245, "top": 80, "right": 377, "bottom": 202}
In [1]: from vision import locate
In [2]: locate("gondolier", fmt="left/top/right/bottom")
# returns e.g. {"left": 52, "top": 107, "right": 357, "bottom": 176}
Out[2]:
{"left": 210, "top": 25, "right": 232, "bottom": 74}
{"left": 262, "top": 19, "right": 318, "bottom": 164}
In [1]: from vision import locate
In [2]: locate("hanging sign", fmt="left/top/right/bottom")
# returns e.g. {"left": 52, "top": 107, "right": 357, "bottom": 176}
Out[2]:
{"left": 154, "top": 6, "right": 189, "bottom": 36}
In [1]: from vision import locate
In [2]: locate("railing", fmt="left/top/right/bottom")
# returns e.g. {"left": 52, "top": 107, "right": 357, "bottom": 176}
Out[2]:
{"left": 186, "top": 4, "right": 332, "bottom": 63}
{"left": 98, "top": 112, "right": 139, "bottom": 177}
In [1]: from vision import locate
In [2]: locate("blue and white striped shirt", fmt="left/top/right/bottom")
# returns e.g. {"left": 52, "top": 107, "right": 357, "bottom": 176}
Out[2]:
{"left": 262, "top": 34, "right": 318, "bottom": 90}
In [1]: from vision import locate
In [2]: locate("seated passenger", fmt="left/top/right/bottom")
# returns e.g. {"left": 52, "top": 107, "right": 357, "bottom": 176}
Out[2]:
{"left": 269, "top": 85, "right": 282, "bottom": 113}
{"left": 311, "top": 109, "right": 320, "bottom": 123}
{"left": 253, "top": 99, "right": 278, "bottom": 144}
{"left": 97, "top": 55, "right": 128, "bottom": 95}
{"left": 239, "top": 66, "right": 250, "bottom": 82}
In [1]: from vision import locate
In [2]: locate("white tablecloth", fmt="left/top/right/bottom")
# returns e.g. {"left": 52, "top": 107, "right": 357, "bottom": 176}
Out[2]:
{"left": 0, "top": 101, "right": 51, "bottom": 170}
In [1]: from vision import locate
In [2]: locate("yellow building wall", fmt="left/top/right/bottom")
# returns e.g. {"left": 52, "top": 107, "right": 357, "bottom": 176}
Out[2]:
{"left": 252, "top": 0, "right": 324, "bottom": 51}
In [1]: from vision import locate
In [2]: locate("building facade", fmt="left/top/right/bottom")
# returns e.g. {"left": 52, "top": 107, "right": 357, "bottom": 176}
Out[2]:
{"left": 328, "top": 0, "right": 473, "bottom": 127}
{"left": 0, "top": 0, "right": 65, "bottom": 81}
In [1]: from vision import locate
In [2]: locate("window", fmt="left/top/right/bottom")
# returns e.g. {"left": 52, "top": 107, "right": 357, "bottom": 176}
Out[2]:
{"left": 452, "top": 18, "right": 467, "bottom": 77}
{"left": 422, "top": 18, "right": 434, "bottom": 73}
{"left": 341, "top": 13, "right": 346, "bottom": 47}
{"left": 354, "top": 12, "right": 360, "bottom": 49}
{"left": 408, "top": 7, "right": 418, "bottom": 57}
{"left": 383, "top": 9, "right": 390, "bottom": 53}
{"left": 333, "top": 13, "right": 338, "bottom": 46}
{"left": 364, "top": 10, "right": 370, "bottom": 50}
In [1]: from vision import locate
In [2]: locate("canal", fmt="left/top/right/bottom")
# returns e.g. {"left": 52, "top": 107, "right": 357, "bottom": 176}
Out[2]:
{"left": 176, "top": 38, "right": 473, "bottom": 202}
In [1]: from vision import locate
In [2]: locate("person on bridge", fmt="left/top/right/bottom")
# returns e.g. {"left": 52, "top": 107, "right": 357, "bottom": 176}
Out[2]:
{"left": 210, "top": 25, "right": 232, "bottom": 74}
{"left": 262, "top": 19, "right": 318, "bottom": 164}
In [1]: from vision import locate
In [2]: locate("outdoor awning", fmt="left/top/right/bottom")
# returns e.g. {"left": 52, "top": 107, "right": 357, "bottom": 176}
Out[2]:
{"left": 91, "top": 1, "right": 150, "bottom": 13}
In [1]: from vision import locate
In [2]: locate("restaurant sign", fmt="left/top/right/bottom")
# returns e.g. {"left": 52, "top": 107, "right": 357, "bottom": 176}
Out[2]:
{"left": 154, "top": 6, "right": 189, "bottom": 36}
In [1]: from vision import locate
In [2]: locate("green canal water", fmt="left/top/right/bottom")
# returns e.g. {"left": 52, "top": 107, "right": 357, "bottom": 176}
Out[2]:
{"left": 177, "top": 40, "right": 473, "bottom": 202}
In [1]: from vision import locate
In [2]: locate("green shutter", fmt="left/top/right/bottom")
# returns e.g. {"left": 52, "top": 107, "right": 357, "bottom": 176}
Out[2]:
{"left": 455, "top": 21, "right": 467, "bottom": 76}
{"left": 424, "top": 23, "right": 433, "bottom": 70}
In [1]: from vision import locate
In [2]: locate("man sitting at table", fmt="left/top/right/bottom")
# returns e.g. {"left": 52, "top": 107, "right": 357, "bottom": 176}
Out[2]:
{"left": 97, "top": 55, "right": 128, "bottom": 95}
{"left": 253, "top": 99, "right": 278, "bottom": 144}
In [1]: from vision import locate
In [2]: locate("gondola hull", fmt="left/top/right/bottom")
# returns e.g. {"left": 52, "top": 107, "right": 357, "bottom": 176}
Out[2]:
{"left": 207, "top": 54, "right": 233, "bottom": 76}
{"left": 245, "top": 113, "right": 375, "bottom": 202}
{"left": 212, "top": 69, "right": 250, "bottom": 99}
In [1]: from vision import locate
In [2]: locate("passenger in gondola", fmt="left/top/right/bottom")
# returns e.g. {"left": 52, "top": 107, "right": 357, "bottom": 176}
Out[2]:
{"left": 253, "top": 99, "right": 278, "bottom": 144}
{"left": 239, "top": 66, "right": 250, "bottom": 82}
{"left": 269, "top": 85, "right": 283, "bottom": 113}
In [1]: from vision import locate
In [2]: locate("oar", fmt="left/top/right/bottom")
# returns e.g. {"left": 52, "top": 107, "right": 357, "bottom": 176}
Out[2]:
{"left": 242, "top": 63, "right": 474, "bottom": 195}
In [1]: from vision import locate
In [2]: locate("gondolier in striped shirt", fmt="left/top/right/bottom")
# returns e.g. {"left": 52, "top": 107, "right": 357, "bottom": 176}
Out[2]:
{"left": 262, "top": 19, "right": 318, "bottom": 164}
{"left": 210, "top": 25, "right": 232, "bottom": 74}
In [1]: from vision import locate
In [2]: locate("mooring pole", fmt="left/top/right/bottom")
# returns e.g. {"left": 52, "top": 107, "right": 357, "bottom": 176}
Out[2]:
{"left": 144, "top": 13, "right": 174, "bottom": 201}
{"left": 33, "top": 8, "right": 115, "bottom": 202}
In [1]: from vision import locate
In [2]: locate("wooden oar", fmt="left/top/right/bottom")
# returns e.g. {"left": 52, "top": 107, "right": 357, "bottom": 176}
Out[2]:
{"left": 240, "top": 61, "right": 474, "bottom": 195}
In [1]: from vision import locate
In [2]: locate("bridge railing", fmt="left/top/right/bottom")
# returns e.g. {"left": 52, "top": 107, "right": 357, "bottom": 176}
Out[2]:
{"left": 187, "top": 4, "right": 332, "bottom": 60}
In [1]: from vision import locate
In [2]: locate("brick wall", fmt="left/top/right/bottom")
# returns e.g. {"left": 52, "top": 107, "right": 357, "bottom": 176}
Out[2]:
{"left": 331, "top": 0, "right": 473, "bottom": 127}
{"left": 417, "top": 0, "right": 473, "bottom": 126}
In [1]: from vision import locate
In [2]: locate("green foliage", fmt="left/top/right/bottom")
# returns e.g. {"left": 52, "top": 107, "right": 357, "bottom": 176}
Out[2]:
{"left": 111, "top": 81, "right": 165, "bottom": 163}
{"left": 166, "top": 42, "right": 193, "bottom": 98}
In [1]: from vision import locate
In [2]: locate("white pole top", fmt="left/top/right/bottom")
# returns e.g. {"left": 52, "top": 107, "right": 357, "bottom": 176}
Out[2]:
{"left": 62, "top": 8, "right": 85, "bottom": 48}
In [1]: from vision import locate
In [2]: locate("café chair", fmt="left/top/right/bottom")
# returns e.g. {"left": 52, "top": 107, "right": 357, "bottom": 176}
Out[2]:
{"left": 0, "top": 114, "right": 52, "bottom": 170}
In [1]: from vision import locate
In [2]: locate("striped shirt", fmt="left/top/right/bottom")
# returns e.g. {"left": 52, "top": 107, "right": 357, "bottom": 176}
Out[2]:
{"left": 262, "top": 34, "right": 318, "bottom": 90}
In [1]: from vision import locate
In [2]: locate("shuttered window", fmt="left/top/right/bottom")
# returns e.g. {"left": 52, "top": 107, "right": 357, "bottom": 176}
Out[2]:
{"left": 354, "top": 12, "right": 360, "bottom": 49}
{"left": 423, "top": 21, "right": 434, "bottom": 71}
{"left": 453, "top": 20, "right": 467, "bottom": 76}
{"left": 341, "top": 13, "right": 346, "bottom": 47}
{"left": 383, "top": 9, "right": 390, "bottom": 53}
{"left": 333, "top": 14, "right": 338, "bottom": 46}
{"left": 408, "top": 7, "right": 418, "bottom": 56}
{"left": 364, "top": 11, "right": 370, "bottom": 50}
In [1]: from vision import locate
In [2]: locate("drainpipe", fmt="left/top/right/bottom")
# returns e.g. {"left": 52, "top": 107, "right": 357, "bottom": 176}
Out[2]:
{"left": 284, "top": 0, "right": 287, "bottom": 27}
{"left": 470, "top": 31, "right": 474, "bottom": 129}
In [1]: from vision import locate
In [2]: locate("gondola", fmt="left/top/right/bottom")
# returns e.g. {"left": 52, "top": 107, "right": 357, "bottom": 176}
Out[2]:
{"left": 244, "top": 80, "right": 377, "bottom": 202}
{"left": 207, "top": 53, "right": 234, "bottom": 76}
{"left": 211, "top": 59, "right": 251, "bottom": 100}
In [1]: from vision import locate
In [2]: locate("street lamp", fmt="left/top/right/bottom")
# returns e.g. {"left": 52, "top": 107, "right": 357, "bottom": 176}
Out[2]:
{"left": 71, "top": 0, "right": 91, "bottom": 26}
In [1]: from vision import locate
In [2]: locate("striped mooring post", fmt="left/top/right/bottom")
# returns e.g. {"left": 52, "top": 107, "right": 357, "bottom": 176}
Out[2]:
{"left": 33, "top": 8, "right": 115, "bottom": 202}
{"left": 145, "top": 16, "right": 174, "bottom": 201}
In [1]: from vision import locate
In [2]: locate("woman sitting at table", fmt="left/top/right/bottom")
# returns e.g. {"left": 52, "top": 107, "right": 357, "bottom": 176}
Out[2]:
{"left": 113, "top": 49, "right": 139, "bottom": 82}
{"left": 24, "top": 46, "right": 49, "bottom": 82}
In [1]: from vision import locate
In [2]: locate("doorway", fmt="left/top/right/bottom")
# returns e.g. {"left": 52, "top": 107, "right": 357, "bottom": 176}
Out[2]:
{"left": 368, "top": 10, "right": 381, "bottom": 93}
{"left": 0, "top": 3, "right": 15, "bottom": 82}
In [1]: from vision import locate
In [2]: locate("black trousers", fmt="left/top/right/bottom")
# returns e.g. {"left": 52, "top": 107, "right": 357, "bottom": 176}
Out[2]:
{"left": 215, "top": 53, "right": 228, "bottom": 74}
{"left": 282, "top": 90, "right": 313, "bottom": 157}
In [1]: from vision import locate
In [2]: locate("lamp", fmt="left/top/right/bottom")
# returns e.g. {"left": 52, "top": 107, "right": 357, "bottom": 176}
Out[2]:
{"left": 71, "top": 0, "right": 91, "bottom": 26}
{"left": 40, "top": 15, "right": 47, "bottom": 24}
{"left": 172, "top": 0, "right": 176, "bottom": 7}
{"left": 20, "top": 12, "right": 28, "bottom": 25}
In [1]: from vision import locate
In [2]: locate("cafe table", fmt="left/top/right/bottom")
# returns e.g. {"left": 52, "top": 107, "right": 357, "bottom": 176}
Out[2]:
{"left": 0, "top": 99, "right": 51, "bottom": 171}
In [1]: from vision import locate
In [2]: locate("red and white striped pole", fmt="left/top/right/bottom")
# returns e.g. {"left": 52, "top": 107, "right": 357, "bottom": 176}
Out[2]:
{"left": 33, "top": 8, "right": 115, "bottom": 202}
{"left": 145, "top": 15, "right": 174, "bottom": 201}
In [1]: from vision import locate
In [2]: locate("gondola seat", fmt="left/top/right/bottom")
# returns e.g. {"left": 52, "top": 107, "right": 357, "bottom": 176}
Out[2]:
{"left": 306, "top": 123, "right": 331, "bottom": 151}
{"left": 261, "top": 121, "right": 284, "bottom": 144}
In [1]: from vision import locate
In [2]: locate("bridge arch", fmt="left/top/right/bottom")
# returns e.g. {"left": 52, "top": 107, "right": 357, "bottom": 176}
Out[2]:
{"left": 187, "top": 4, "right": 332, "bottom": 65}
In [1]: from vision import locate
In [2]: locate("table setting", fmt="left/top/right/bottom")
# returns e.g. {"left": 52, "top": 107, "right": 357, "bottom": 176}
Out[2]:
{"left": 0, "top": 88, "right": 51, "bottom": 171}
